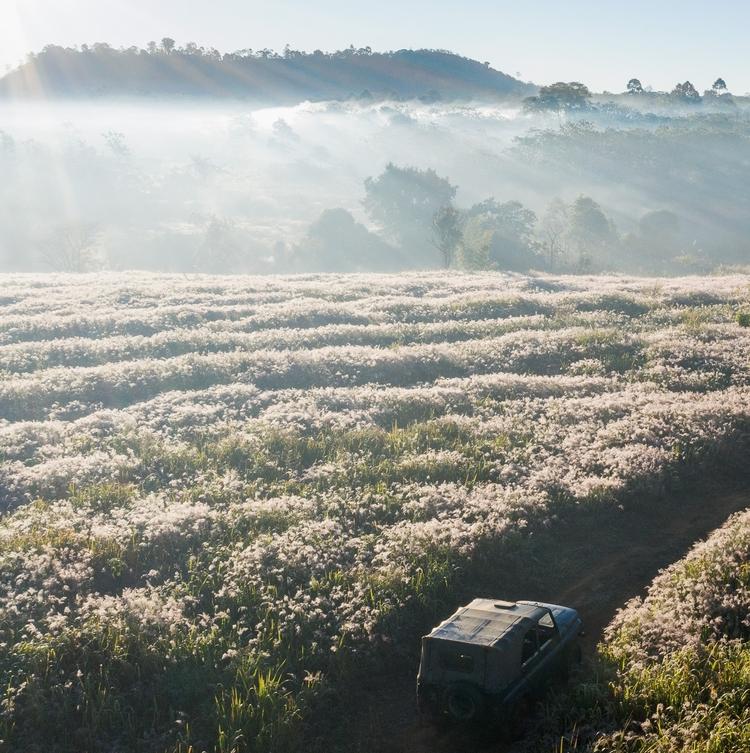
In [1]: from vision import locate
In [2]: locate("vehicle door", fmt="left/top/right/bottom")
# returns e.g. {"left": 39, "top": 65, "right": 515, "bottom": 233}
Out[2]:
{"left": 519, "top": 610, "right": 559, "bottom": 692}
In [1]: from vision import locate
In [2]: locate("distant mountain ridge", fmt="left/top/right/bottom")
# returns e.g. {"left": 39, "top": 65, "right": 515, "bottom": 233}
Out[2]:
{"left": 0, "top": 45, "right": 534, "bottom": 102}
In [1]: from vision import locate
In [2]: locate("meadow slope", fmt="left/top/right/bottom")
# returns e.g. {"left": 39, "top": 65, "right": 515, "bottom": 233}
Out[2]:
{"left": 516, "top": 505, "right": 750, "bottom": 753}
{"left": 1, "top": 272, "right": 750, "bottom": 752}
{"left": 595, "top": 507, "right": 750, "bottom": 753}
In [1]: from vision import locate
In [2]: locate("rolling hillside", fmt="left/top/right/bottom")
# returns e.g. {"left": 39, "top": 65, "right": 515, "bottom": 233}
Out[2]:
{"left": 0, "top": 46, "right": 534, "bottom": 102}
{"left": 1, "top": 272, "right": 750, "bottom": 752}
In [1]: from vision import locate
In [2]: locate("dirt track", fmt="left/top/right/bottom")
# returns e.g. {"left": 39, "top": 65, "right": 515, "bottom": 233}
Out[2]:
{"left": 325, "top": 485, "right": 750, "bottom": 753}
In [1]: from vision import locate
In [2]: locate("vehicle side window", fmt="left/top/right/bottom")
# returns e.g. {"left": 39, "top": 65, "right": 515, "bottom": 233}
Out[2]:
{"left": 521, "top": 629, "right": 538, "bottom": 664}
{"left": 537, "top": 611, "right": 556, "bottom": 647}
{"left": 439, "top": 650, "right": 474, "bottom": 673}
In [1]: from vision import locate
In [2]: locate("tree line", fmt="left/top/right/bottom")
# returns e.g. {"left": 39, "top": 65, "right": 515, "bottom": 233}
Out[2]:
{"left": 28, "top": 159, "right": 717, "bottom": 276}
{"left": 0, "top": 43, "right": 530, "bottom": 101}
{"left": 525, "top": 77, "right": 735, "bottom": 112}
{"left": 292, "top": 163, "right": 689, "bottom": 275}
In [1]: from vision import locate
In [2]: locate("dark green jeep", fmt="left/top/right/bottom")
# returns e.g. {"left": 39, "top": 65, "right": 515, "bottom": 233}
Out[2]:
{"left": 417, "top": 599, "right": 582, "bottom": 722}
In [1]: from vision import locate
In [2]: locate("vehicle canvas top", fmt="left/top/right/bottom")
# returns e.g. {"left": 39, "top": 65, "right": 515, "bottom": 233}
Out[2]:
{"left": 424, "top": 598, "right": 549, "bottom": 647}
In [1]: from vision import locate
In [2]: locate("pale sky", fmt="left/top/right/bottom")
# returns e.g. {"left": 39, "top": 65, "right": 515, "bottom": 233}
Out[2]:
{"left": 1, "top": 0, "right": 748, "bottom": 93}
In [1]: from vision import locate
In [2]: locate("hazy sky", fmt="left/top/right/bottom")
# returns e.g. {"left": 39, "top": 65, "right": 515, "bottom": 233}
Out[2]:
{"left": 2, "top": 0, "right": 748, "bottom": 93}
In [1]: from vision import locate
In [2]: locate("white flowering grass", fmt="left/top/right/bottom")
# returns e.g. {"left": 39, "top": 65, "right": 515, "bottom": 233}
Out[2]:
{"left": 0, "top": 271, "right": 749, "bottom": 752}
{"left": 523, "top": 511, "right": 750, "bottom": 753}
{"left": 571, "top": 510, "right": 750, "bottom": 753}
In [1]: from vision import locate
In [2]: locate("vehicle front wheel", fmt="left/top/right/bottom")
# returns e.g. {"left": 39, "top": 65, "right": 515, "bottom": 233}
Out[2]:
{"left": 444, "top": 683, "right": 484, "bottom": 722}
{"left": 560, "top": 642, "right": 583, "bottom": 681}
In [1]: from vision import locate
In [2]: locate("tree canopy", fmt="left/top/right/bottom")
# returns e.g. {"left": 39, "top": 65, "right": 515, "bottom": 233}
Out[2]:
{"left": 524, "top": 81, "right": 592, "bottom": 111}
{"left": 626, "top": 78, "right": 644, "bottom": 94}
{"left": 293, "top": 208, "right": 402, "bottom": 272}
{"left": 363, "top": 163, "right": 457, "bottom": 263}
{"left": 0, "top": 44, "right": 533, "bottom": 103}
{"left": 672, "top": 81, "right": 701, "bottom": 101}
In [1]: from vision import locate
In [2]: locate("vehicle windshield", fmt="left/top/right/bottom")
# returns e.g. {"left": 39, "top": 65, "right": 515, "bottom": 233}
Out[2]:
{"left": 522, "top": 611, "right": 556, "bottom": 665}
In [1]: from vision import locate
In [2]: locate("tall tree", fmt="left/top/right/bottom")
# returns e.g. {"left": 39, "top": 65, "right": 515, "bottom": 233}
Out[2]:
{"left": 671, "top": 81, "right": 700, "bottom": 101}
{"left": 363, "top": 163, "right": 456, "bottom": 263}
{"left": 524, "top": 81, "right": 591, "bottom": 111}
{"left": 457, "top": 218, "right": 493, "bottom": 270}
{"left": 626, "top": 78, "right": 643, "bottom": 94}
{"left": 539, "top": 199, "right": 570, "bottom": 269}
{"left": 568, "top": 196, "right": 616, "bottom": 270}
{"left": 38, "top": 223, "right": 101, "bottom": 272}
{"left": 431, "top": 205, "right": 463, "bottom": 268}
{"left": 195, "top": 217, "right": 243, "bottom": 273}
{"left": 294, "top": 208, "right": 402, "bottom": 272}
{"left": 464, "top": 198, "right": 539, "bottom": 271}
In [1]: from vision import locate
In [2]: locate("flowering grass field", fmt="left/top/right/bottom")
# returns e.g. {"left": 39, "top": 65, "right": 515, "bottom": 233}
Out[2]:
{"left": 598, "top": 508, "right": 750, "bottom": 753}
{"left": 1, "top": 272, "right": 750, "bottom": 752}
{"left": 536, "top": 508, "right": 750, "bottom": 753}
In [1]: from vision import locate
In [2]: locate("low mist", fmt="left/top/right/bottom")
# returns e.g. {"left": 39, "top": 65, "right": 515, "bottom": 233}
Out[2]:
{"left": 2, "top": 91, "right": 749, "bottom": 275}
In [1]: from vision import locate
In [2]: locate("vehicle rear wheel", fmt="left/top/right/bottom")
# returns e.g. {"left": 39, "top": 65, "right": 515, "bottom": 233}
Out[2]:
{"left": 444, "top": 683, "right": 484, "bottom": 722}
{"left": 506, "top": 695, "right": 532, "bottom": 740}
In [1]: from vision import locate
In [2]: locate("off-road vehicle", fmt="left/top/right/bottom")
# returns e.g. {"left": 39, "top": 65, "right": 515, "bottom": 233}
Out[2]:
{"left": 417, "top": 598, "right": 582, "bottom": 722}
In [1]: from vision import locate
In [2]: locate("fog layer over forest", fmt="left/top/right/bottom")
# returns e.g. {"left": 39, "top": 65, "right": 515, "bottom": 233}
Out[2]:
{"left": 2, "top": 92, "right": 750, "bottom": 274}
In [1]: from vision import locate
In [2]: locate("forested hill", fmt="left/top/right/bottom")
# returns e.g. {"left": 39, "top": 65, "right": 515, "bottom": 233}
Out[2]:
{"left": 0, "top": 44, "right": 534, "bottom": 102}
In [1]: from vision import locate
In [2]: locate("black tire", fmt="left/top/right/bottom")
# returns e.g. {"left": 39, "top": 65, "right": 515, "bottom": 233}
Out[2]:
{"left": 572, "top": 643, "right": 583, "bottom": 664}
{"left": 497, "top": 695, "right": 534, "bottom": 745}
{"left": 557, "top": 642, "right": 583, "bottom": 683}
{"left": 564, "top": 642, "right": 583, "bottom": 678}
{"left": 444, "top": 683, "right": 484, "bottom": 722}
{"left": 506, "top": 695, "right": 532, "bottom": 741}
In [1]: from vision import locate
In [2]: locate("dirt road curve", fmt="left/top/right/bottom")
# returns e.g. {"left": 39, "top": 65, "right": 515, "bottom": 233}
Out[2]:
{"left": 330, "top": 485, "right": 750, "bottom": 753}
